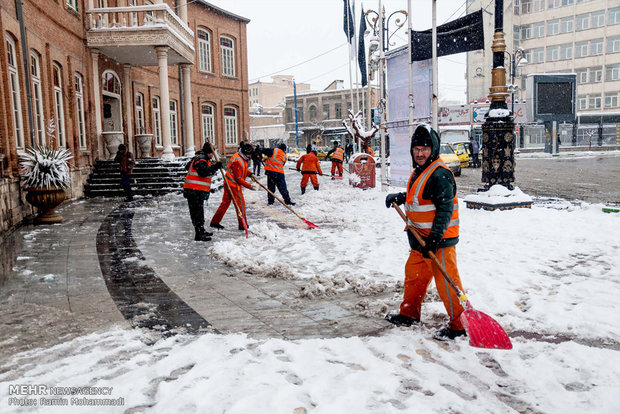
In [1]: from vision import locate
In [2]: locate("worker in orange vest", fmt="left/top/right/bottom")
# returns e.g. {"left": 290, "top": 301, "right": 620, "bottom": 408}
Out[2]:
{"left": 384, "top": 124, "right": 467, "bottom": 342}
{"left": 326, "top": 141, "right": 344, "bottom": 179}
{"left": 209, "top": 143, "right": 256, "bottom": 231}
{"left": 259, "top": 143, "right": 295, "bottom": 205}
{"left": 296, "top": 145, "right": 322, "bottom": 193}
{"left": 183, "top": 141, "right": 222, "bottom": 241}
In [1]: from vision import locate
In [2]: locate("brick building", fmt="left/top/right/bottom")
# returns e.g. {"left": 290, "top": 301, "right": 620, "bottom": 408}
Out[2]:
{"left": 0, "top": 0, "right": 249, "bottom": 233}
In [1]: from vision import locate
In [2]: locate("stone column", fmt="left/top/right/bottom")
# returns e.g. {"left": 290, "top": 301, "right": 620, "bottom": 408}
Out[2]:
{"left": 179, "top": 0, "right": 188, "bottom": 24}
{"left": 123, "top": 64, "right": 133, "bottom": 153}
{"left": 181, "top": 64, "right": 194, "bottom": 153}
{"left": 91, "top": 49, "right": 103, "bottom": 158}
{"left": 156, "top": 46, "right": 174, "bottom": 160}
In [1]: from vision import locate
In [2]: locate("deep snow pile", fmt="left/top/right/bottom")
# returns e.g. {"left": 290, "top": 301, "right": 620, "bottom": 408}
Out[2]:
{"left": 1, "top": 172, "right": 619, "bottom": 413}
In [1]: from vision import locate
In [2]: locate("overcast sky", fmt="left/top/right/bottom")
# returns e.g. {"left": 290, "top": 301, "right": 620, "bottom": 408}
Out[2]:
{"left": 205, "top": 0, "right": 474, "bottom": 103}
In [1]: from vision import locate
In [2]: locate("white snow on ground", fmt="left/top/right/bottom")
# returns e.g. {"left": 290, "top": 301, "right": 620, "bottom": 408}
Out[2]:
{"left": 1, "top": 169, "right": 620, "bottom": 413}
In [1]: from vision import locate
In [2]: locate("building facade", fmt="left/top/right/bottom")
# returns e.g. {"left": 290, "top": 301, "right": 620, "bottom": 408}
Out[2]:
{"left": 0, "top": 0, "right": 249, "bottom": 234}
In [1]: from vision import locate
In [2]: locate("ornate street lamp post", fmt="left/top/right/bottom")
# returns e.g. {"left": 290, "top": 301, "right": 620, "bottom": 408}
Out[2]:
{"left": 365, "top": 2, "right": 407, "bottom": 191}
{"left": 505, "top": 47, "right": 527, "bottom": 116}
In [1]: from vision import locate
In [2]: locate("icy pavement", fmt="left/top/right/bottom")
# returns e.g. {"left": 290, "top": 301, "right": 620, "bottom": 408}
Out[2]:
{"left": 1, "top": 170, "right": 620, "bottom": 413}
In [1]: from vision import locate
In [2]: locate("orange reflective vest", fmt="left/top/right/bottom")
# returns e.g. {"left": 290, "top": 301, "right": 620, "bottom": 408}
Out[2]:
{"left": 404, "top": 159, "right": 459, "bottom": 239}
{"left": 264, "top": 148, "right": 286, "bottom": 174}
{"left": 183, "top": 156, "right": 212, "bottom": 192}
{"left": 225, "top": 153, "right": 249, "bottom": 188}
{"left": 331, "top": 147, "right": 344, "bottom": 162}
{"left": 297, "top": 152, "right": 322, "bottom": 175}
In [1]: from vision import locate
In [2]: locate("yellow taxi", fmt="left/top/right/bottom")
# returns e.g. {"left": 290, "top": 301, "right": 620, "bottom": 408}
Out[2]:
{"left": 449, "top": 142, "right": 470, "bottom": 168}
{"left": 439, "top": 143, "right": 462, "bottom": 176}
{"left": 316, "top": 147, "right": 330, "bottom": 161}
{"left": 286, "top": 147, "right": 301, "bottom": 162}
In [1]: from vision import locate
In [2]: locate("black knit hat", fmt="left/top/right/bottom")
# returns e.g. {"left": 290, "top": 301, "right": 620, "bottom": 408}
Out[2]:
{"left": 306, "top": 145, "right": 312, "bottom": 153}
{"left": 202, "top": 141, "right": 213, "bottom": 154}
{"left": 278, "top": 143, "right": 287, "bottom": 152}
{"left": 411, "top": 126, "right": 433, "bottom": 147}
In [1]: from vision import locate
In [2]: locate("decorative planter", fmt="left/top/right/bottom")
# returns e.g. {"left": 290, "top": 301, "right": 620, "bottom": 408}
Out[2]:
{"left": 102, "top": 131, "right": 124, "bottom": 159}
{"left": 25, "top": 186, "right": 67, "bottom": 224}
{"left": 135, "top": 134, "right": 153, "bottom": 158}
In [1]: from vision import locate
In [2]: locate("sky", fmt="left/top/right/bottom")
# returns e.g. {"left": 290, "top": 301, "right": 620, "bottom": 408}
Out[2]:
{"left": 205, "top": 0, "right": 473, "bottom": 103}
{"left": 2, "top": 155, "right": 619, "bottom": 412}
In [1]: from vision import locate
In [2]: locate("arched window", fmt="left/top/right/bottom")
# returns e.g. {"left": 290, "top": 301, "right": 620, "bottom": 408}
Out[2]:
{"left": 152, "top": 96, "right": 161, "bottom": 146}
{"left": 30, "top": 50, "right": 45, "bottom": 146}
{"left": 53, "top": 63, "right": 67, "bottom": 148}
{"left": 74, "top": 72, "right": 87, "bottom": 148}
{"left": 102, "top": 71, "right": 121, "bottom": 95}
{"left": 224, "top": 106, "right": 238, "bottom": 145}
{"left": 6, "top": 35, "right": 24, "bottom": 149}
{"left": 201, "top": 103, "right": 215, "bottom": 143}
{"left": 220, "top": 36, "right": 235, "bottom": 77}
{"left": 170, "top": 99, "right": 178, "bottom": 145}
{"left": 197, "top": 29, "right": 212, "bottom": 72}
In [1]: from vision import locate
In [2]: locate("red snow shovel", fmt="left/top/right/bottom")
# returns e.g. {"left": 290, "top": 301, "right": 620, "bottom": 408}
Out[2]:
{"left": 392, "top": 203, "right": 512, "bottom": 350}
{"left": 251, "top": 175, "right": 320, "bottom": 229}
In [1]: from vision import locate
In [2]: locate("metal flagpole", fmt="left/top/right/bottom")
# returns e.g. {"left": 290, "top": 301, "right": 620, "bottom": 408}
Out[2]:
{"left": 431, "top": 0, "right": 438, "bottom": 131}
{"left": 294, "top": 80, "right": 299, "bottom": 147}
{"left": 407, "top": 0, "right": 414, "bottom": 153}
{"left": 347, "top": 0, "right": 354, "bottom": 123}
{"left": 353, "top": 0, "right": 360, "bottom": 114}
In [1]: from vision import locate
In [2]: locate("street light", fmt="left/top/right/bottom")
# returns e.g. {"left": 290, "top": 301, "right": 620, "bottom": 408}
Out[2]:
{"left": 365, "top": 3, "right": 407, "bottom": 190}
{"left": 505, "top": 47, "right": 527, "bottom": 115}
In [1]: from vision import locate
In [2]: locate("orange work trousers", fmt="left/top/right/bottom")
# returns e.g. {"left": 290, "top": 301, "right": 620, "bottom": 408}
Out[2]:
{"left": 300, "top": 173, "right": 319, "bottom": 189}
{"left": 400, "top": 246, "right": 465, "bottom": 330}
{"left": 331, "top": 161, "right": 343, "bottom": 177}
{"left": 211, "top": 184, "right": 246, "bottom": 227}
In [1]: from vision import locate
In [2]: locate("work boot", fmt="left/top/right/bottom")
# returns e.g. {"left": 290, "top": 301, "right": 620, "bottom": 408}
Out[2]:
{"left": 384, "top": 313, "right": 420, "bottom": 327}
{"left": 194, "top": 227, "right": 212, "bottom": 242}
{"left": 286, "top": 201, "right": 296, "bottom": 206}
{"left": 301, "top": 187, "right": 306, "bottom": 195}
{"left": 313, "top": 186, "right": 319, "bottom": 191}
{"left": 210, "top": 222, "right": 225, "bottom": 230}
{"left": 433, "top": 327, "right": 467, "bottom": 341}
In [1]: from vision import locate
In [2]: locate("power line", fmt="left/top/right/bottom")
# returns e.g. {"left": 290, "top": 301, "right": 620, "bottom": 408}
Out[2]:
{"left": 301, "top": 62, "right": 350, "bottom": 84}
{"left": 249, "top": 42, "right": 348, "bottom": 82}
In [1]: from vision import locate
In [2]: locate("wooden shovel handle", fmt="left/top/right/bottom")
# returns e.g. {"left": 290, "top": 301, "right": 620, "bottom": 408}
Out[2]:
{"left": 213, "top": 148, "right": 248, "bottom": 235}
{"left": 250, "top": 175, "right": 300, "bottom": 217}
{"left": 392, "top": 202, "right": 467, "bottom": 301}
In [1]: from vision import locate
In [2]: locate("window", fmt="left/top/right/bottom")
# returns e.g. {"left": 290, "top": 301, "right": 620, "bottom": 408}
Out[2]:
{"left": 521, "top": 0, "right": 532, "bottom": 14}
{"left": 533, "top": 22, "right": 545, "bottom": 38}
{"left": 297, "top": 107, "right": 303, "bottom": 122}
{"left": 6, "top": 36, "right": 24, "bottom": 149}
{"left": 576, "top": 68, "right": 588, "bottom": 84}
{"left": 589, "top": 67, "right": 602, "bottom": 83}
{"left": 577, "top": 95, "right": 587, "bottom": 110}
{"left": 548, "top": 0, "right": 561, "bottom": 8}
{"left": 152, "top": 96, "right": 161, "bottom": 146}
{"left": 220, "top": 36, "right": 235, "bottom": 77}
{"left": 547, "top": 19, "right": 559, "bottom": 35}
{"left": 135, "top": 92, "right": 145, "bottom": 134}
{"left": 560, "top": 17, "right": 573, "bottom": 33}
{"left": 607, "top": 36, "right": 620, "bottom": 54}
{"left": 514, "top": 0, "right": 521, "bottom": 15}
{"left": 559, "top": 43, "right": 572, "bottom": 60}
{"left": 606, "top": 64, "right": 620, "bottom": 81}
{"left": 575, "top": 41, "right": 588, "bottom": 58}
{"left": 609, "top": 7, "right": 620, "bottom": 25}
{"left": 286, "top": 108, "right": 293, "bottom": 123}
{"left": 532, "top": 0, "right": 544, "bottom": 12}
{"left": 197, "top": 29, "right": 212, "bottom": 72}
{"left": 561, "top": 0, "right": 573, "bottom": 5}
{"left": 75, "top": 73, "right": 86, "bottom": 149}
{"left": 66, "top": 0, "right": 78, "bottom": 11}
{"left": 588, "top": 94, "right": 601, "bottom": 109}
{"left": 523, "top": 49, "right": 533, "bottom": 64}
{"left": 201, "top": 103, "right": 215, "bottom": 143}
{"left": 590, "top": 38, "right": 603, "bottom": 55}
{"left": 521, "top": 25, "right": 533, "bottom": 40}
{"left": 546, "top": 45, "right": 559, "bottom": 62}
{"left": 102, "top": 71, "right": 121, "bottom": 94}
{"left": 335, "top": 103, "right": 342, "bottom": 119}
{"left": 224, "top": 106, "right": 238, "bottom": 145}
{"left": 591, "top": 10, "right": 605, "bottom": 28}
{"left": 604, "top": 93, "right": 618, "bottom": 108}
{"left": 309, "top": 105, "right": 317, "bottom": 120}
{"left": 531, "top": 48, "right": 544, "bottom": 63}
{"left": 170, "top": 100, "right": 178, "bottom": 145}
{"left": 30, "top": 51, "right": 45, "bottom": 146}
{"left": 52, "top": 63, "right": 66, "bottom": 148}
{"left": 576, "top": 13, "right": 589, "bottom": 31}
{"left": 323, "top": 104, "right": 330, "bottom": 119}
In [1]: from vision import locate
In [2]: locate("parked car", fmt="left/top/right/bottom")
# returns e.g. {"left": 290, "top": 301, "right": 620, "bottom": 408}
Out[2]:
{"left": 439, "top": 143, "right": 462, "bottom": 176}
{"left": 316, "top": 147, "right": 330, "bottom": 161}
{"left": 287, "top": 147, "right": 301, "bottom": 162}
{"left": 448, "top": 142, "right": 470, "bottom": 168}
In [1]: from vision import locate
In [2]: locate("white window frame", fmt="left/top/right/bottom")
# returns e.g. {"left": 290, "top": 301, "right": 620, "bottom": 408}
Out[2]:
{"left": 590, "top": 38, "right": 603, "bottom": 56}
{"left": 30, "top": 51, "right": 45, "bottom": 146}
{"left": 532, "top": 48, "right": 544, "bottom": 63}
{"left": 577, "top": 95, "right": 587, "bottom": 110}
{"left": 532, "top": 0, "right": 544, "bottom": 12}
{"left": 576, "top": 13, "right": 590, "bottom": 31}
{"left": 606, "top": 64, "right": 620, "bottom": 81}
{"left": 52, "top": 63, "right": 67, "bottom": 148}
{"left": 201, "top": 103, "right": 215, "bottom": 144}
{"left": 591, "top": 11, "right": 605, "bottom": 28}
{"left": 607, "top": 36, "right": 620, "bottom": 54}
{"left": 576, "top": 68, "right": 588, "bottom": 84}
{"left": 609, "top": 7, "right": 620, "bottom": 25}
{"left": 7, "top": 36, "right": 25, "bottom": 150}
{"left": 559, "top": 43, "right": 572, "bottom": 60}
{"left": 588, "top": 95, "right": 601, "bottom": 109}
{"left": 170, "top": 99, "right": 178, "bottom": 146}
{"left": 547, "top": 19, "right": 559, "bottom": 35}
{"left": 197, "top": 29, "right": 212, "bottom": 73}
{"left": 66, "top": 0, "right": 78, "bottom": 12}
{"left": 135, "top": 92, "right": 145, "bottom": 134}
{"left": 546, "top": 45, "right": 559, "bottom": 61}
{"left": 533, "top": 22, "right": 545, "bottom": 38}
{"left": 75, "top": 73, "right": 87, "bottom": 149}
{"left": 575, "top": 41, "right": 588, "bottom": 58}
{"left": 560, "top": 17, "right": 573, "bottom": 33}
{"left": 521, "top": 25, "right": 533, "bottom": 40}
{"left": 223, "top": 106, "right": 238, "bottom": 145}
{"left": 220, "top": 36, "right": 235, "bottom": 77}
{"left": 604, "top": 93, "right": 618, "bottom": 108}
{"left": 152, "top": 96, "right": 162, "bottom": 146}
{"left": 548, "top": 0, "right": 561, "bottom": 8}
{"left": 589, "top": 67, "right": 602, "bottom": 83}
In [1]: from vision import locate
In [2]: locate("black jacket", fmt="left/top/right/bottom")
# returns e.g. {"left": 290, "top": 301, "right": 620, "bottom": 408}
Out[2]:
{"left": 185, "top": 152, "right": 220, "bottom": 177}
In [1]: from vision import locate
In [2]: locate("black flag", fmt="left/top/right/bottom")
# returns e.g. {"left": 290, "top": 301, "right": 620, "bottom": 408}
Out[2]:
{"left": 358, "top": 7, "right": 368, "bottom": 86}
{"left": 343, "top": 0, "right": 354, "bottom": 43}
{"left": 411, "top": 10, "right": 484, "bottom": 62}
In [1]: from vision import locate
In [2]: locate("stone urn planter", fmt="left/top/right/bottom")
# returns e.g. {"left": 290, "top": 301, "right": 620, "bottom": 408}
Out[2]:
{"left": 102, "top": 131, "right": 124, "bottom": 159}
{"left": 135, "top": 133, "right": 153, "bottom": 158}
{"left": 25, "top": 186, "right": 67, "bottom": 224}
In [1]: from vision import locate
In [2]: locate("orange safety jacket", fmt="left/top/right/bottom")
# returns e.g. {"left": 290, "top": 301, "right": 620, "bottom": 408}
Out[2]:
{"left": 404, "top": 159, "right": 459, "bottom": 239}
{"left": 330, "top": 147, "right": 344, "bottom": 162}
{"left": 264, "top": 148, "right": 286, "bottom": 174}
{"left": 296, "top": 152, "right": 322, "bottom": 175}
{"left": 183, "top": 156, "right": 212, "bottom": 192}
{"left": 225, "top": 153, "right": 250, "bottom": 189}
{"left": 365, "top": 147, "right": 375, "bottom": 156}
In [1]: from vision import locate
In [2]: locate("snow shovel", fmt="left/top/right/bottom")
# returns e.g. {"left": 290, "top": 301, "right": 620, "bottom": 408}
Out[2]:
{"left": 250, "top": 175, "right": 320, "bottom": 229}
{"left": 213, "top": 147, "right": 249, "bottom": 238}
{"left": 288, "top": 167, "right": 326, "bottom": 177}
{"left": 392, "top": 203, "right": 512, "bottom": 350}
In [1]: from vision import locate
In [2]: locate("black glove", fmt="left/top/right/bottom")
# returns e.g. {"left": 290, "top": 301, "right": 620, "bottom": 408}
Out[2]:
{"left": 213, "top": 161, "right": 223, "bottom": 170}
{"left": 421, "top": 234, "right": 441, "bottom": 258}
{"left": 385, "top": 192, "right": 406, "bottom": 208}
